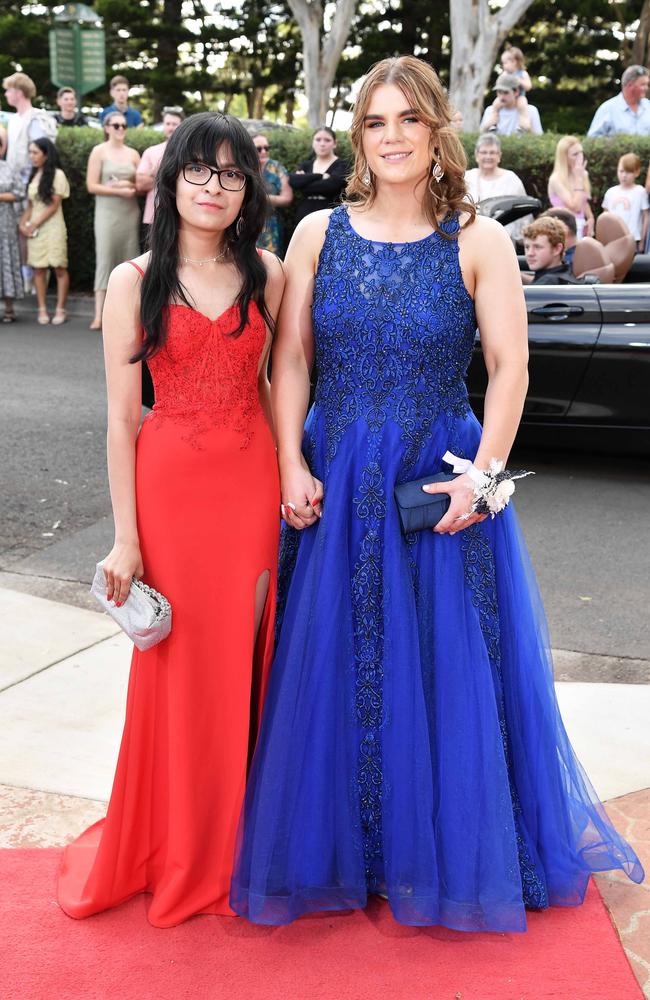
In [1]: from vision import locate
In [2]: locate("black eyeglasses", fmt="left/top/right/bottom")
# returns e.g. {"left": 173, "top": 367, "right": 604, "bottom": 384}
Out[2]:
{"left": 255, "top": 145, "right": 269, "bottom": 152}
{"left": 109, "top": 123, "right": 126, "bottom": 131}
{"left": 182, "top": 162, "right": 247, "bottom": 192}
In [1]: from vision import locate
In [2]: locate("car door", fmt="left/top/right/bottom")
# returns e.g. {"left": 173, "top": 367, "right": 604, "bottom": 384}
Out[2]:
{"left": 567, "top": 285, "right": 650, "bottom": 428}
{"left": 467, "top": 284, "right": 602, "bottom": 422}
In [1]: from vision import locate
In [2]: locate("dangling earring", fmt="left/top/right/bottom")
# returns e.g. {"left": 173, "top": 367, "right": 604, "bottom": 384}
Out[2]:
{"left": 362, "top": 166, "right": 371, "bottom": 187}
{"left": 431, "top": 159, "right": 445, "bottom": 183}
{"left": 236, "top": 215, "right": 244, "bottom": 237}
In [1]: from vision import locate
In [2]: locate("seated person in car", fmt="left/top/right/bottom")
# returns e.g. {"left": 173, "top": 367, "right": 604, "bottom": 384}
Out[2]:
{"left": 542, "top": 208, "right": 578, "bottom": 271}
{"left": 522, "top": 216, "right": 577, "bottom": 284}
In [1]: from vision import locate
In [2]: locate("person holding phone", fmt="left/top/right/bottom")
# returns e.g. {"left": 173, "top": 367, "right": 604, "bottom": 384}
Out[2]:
{"left": 547, "top": 136, "right": 594, "bottom": 239}
{"left": 86, "top": 112, "right": 141, "bottom": 330}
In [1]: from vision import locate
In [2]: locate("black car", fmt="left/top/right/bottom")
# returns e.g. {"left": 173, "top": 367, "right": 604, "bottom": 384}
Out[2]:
{"left": 468, "top": 282, "right": 650, "bottom": 454}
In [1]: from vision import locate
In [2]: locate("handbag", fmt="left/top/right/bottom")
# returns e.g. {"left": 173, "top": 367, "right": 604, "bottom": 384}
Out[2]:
{"left": 394, "top": 472, "right": 456, "bottom": 534}
{"left": 90, "top": 561, "right": 172, "bottom": 651}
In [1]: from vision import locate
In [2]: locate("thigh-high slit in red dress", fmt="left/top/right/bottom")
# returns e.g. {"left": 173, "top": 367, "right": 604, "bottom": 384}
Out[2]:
{"left": 58, "top": 270, "right": 280, "bottom": 927}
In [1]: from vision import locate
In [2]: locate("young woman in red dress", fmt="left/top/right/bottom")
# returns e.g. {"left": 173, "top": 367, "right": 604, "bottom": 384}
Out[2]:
{"left": 58, "top": 113, "right": 284, "bottom": 927}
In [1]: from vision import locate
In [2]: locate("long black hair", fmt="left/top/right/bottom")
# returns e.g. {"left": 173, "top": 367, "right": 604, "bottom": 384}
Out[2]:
{"left": 134, "top": 113, "right": 272, "bottom": 363}
{"left": 29, "top": 137, "right": 61, "bottom": 205}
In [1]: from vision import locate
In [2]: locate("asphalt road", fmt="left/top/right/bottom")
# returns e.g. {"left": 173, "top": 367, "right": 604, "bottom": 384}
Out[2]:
{"left": 1, "top": 311, "right": 649, "bottom": 668}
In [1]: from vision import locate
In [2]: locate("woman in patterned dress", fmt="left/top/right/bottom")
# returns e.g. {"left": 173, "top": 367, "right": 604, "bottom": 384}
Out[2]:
{"left": 253, "top": 133, "right": 293, "bottom": 256}
{"left": 231, "top": 56, "right": 643, "bottom": 930}
{"left": 0, "top": 157, "right": 23, "bottom": 322}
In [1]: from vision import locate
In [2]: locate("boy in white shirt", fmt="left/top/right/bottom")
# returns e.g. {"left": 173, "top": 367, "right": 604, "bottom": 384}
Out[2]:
{"left": 602, "top": 153, "right": 649, "bottom": 250}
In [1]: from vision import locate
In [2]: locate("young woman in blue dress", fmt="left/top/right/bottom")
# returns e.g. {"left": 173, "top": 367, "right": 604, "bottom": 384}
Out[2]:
{"left": 231, "top": 56, "right": 643, "bottom": 931}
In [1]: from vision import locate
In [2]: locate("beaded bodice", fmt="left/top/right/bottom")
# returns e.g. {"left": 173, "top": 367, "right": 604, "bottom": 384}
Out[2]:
{"left": 146, "top": 303, "right": 266, "bottom": 445}
{"left": 312, "top": 207, "right": 477, "bottom": 469}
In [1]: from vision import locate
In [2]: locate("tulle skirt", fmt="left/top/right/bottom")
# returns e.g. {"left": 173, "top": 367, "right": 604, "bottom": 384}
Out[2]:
{"left": 231, "top": 405, "right": 644, "bottom": 930}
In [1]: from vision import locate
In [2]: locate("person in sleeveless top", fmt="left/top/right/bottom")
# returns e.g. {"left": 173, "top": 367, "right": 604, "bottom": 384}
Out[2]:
{"left": 58, "top": 113, "right": 284, "bottom": 928}
{"left": 231, "top": 56, "right": 643, "bottom": 930}
{"left": 86, "top": 111, "right": 141, "bottom": 331}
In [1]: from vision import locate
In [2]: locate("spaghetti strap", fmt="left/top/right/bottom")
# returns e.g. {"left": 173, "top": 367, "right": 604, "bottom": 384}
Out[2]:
{"left": 127, "top": 260, "right": 145, "bottom": 277}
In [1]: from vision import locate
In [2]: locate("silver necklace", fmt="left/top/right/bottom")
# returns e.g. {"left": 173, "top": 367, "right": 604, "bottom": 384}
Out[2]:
{"left": 179, "top": 248, "right": 228, "bottom": 267}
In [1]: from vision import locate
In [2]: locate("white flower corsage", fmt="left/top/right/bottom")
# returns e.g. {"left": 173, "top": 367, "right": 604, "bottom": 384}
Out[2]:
{"left": 442, "top": 452, "right": 534, "bottom": 517}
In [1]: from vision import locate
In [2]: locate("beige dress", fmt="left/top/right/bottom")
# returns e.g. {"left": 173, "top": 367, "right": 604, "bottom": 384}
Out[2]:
{"left": 94, "top": 157, "right": 140, "bottom": 290}
{"left": 27, "top": 168, "right": 70, "bottom": 268}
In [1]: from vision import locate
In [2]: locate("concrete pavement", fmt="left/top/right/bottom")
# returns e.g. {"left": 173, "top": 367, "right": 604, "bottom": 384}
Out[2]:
{"left": 0, "top": 584, "right": 648, "bottom": 995}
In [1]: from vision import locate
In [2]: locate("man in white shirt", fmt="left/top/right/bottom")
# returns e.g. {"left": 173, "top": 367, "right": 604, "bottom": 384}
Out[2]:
{"left": 3, "top": 72, "right": 55, "bottom": 185}
{"left": 587, "top": 65, "right": 650, "bottom": 137}
{"left": 480, "top": 73, "right": 543, "bottom": 136}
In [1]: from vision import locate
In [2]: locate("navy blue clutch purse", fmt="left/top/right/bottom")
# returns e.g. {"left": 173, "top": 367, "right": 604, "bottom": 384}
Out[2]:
{"left": 394, "top": 472, "right": 456, "bottom": 533}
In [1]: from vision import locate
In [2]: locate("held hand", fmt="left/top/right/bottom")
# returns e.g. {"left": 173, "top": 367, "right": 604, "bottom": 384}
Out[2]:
{"left": 280, "top": 459, "right": 324, "bottom": 530}
{"left": 422, "top": 472, "right": 487, "bottom": 535}
{"left": 103, "top": 541, "right": 144, "bottom": 606}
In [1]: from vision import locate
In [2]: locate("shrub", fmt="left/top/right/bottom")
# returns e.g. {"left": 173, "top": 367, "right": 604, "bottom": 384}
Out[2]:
{"left": 54, "top": 126, "right": 650, "bottom": 290}
{"left": 459, "top": 133, "right": 650, "bottom": 206}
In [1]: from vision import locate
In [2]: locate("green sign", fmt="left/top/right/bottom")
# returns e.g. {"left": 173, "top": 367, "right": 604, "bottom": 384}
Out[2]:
{"left": 49, "top": 13, "right": 105, "bottom": 96}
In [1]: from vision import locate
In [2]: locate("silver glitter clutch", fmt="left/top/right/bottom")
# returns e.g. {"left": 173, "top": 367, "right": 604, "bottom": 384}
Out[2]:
{"left": 90, "top": 561, "right": 172, "bottom": 651}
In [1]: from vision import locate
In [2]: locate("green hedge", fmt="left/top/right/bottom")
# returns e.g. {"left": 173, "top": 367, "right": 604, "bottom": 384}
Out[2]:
{"left": 55, "top": 127, "right": 650, "bottom": 290}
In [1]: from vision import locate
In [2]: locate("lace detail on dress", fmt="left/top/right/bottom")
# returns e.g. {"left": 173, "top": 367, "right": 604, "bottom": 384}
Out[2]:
{"left": 145, "top": 304, "right": 266, "bottom": 450}
{"left": 309, "top": 208, "right": 477, "bottom": 893}
{"left": 352, "top": 451, "right": 385, "bottom": 887}
{"left": 460, "top": 523, "right": 550, "bottom": 910}
{"left": 312, "top": 207, "right": 476, "bottom": 471}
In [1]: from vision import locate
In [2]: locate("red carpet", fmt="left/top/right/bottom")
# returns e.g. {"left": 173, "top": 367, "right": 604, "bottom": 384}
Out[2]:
{"left": 0, "top": 850, "right": 642, "bottom": 1000}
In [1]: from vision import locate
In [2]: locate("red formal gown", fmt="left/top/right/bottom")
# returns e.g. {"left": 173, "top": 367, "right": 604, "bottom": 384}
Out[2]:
{"left": 58, "top": 281, "right": 280, "bottom": 928}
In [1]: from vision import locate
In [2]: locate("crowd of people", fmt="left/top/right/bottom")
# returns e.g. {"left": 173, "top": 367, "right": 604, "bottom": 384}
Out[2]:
{"left": 0, "top": 57, "right": 649, "bottom": 324}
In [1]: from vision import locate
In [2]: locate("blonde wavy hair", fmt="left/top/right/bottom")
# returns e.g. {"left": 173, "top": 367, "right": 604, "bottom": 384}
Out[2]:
{"left": 549, "top": 135, "right": 592, "bottom": 198}
{"left": 346, "top": 56, "right": 475, "bottom": 235}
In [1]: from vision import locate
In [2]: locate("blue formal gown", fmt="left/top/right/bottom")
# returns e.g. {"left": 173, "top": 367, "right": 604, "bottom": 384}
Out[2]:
{"left": 230, "top": 206, "right": 643, "bottom": 930}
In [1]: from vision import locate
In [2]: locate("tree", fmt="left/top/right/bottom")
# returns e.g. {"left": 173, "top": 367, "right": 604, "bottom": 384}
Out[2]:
{"left": 221, "top": 0, "right": 301, "bottom": 121}
{"left": 337, "top": 0, "right": 450, "bottom": 99}
{"left": 449, "top": 0, "right": 538, "bottom": 131}
{"left": 0, "top": 1, "right": 60, "bottom": 104}
{"left": 508, "top": 0, "right": 646, "bottom": 133}
{"left": 287, "top": 0, "right": 358, "bottom": 126}
{"left": 632, "top": 0, "right": 650, "bottom": 65}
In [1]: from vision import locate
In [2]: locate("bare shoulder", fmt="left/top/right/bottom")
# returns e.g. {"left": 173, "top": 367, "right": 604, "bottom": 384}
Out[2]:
{"left": 107, "top": 252, "right": 150, "bottom": 295}
{"left": 458, "top": 214, "right": 517, "bottom": 264}
{"left": 258, "top": 248, "right": 286, "bottom": 295}
{"left": 287, "top": 208, "right": 333, "bottom": 266}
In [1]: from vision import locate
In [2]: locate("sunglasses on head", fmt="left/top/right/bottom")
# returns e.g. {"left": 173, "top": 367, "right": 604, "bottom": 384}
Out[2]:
{"left": 109, "top": 122, "right": 126, "bottom": 130}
